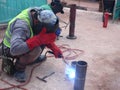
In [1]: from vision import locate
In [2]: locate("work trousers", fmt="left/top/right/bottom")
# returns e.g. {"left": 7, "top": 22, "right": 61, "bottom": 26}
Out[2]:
{"left": 1, "top": 43, "right": 43, "bottom": 71}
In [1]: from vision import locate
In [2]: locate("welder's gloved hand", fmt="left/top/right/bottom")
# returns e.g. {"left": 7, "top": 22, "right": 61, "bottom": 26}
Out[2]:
{"left": 26, "top": 28, "right": 56, "bottom": 50}
{"left": 55, "top": 27, "right": 61, "bottom": 37}
{"left": 46, "top": 43, "right": 63, "bottom": 58}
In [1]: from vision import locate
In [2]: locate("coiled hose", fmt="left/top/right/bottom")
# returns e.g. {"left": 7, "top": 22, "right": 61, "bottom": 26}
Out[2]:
{"left": 0, "top": 44, "right": 84, "bottom": 90}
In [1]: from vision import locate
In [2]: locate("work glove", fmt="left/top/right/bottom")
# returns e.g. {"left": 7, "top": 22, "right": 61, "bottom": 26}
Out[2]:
{"left": 46, "top": 42, "right": 63, "bottom": 58}
{"left": 26, "top": 28, "right": 56, "bottom": 50}
{"left": 55, "top": 27, "right": 62, "bottom": 37}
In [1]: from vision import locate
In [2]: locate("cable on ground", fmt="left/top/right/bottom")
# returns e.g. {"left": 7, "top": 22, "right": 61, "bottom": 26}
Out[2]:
{"left": 0, "top": 44, "right": 84, "bottom": 90}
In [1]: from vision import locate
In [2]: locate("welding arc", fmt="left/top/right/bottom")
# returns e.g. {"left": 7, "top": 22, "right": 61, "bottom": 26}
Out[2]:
{"left": 0, "top": 44, "right": 84, "bottom": 90}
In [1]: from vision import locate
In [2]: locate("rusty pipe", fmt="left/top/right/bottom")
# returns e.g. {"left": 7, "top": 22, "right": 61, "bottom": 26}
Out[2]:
{"left": 67, "top": 4, "right": 77, "bottom": 39}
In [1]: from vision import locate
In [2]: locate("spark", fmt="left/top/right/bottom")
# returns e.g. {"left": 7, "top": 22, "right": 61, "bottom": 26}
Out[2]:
{"left": 65, "top": 65, "right": 75, "bottom": 79}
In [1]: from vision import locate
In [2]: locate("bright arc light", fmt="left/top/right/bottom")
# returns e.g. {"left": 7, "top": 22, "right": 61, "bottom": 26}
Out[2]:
{"left": 65, "top": 66, "right": 75, "bottom": 79}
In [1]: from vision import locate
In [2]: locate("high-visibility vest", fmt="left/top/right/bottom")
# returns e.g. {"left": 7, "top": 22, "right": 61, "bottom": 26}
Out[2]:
{"left": 3, "top": 9, "right": 33, "bottom": 48}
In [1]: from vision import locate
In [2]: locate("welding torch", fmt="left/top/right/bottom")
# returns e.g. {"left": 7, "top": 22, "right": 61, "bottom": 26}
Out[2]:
{"left": 46, "top": 51, "right": 69, "bottom": 65}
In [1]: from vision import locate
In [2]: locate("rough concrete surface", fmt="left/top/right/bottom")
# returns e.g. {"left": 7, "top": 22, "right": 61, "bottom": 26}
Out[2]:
{"left": 0, "top": 2, "right": 120, "bottom": 90}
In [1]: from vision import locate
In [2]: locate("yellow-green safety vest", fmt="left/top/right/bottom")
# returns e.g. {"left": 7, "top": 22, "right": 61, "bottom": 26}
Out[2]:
{"left": 3, "top": 9, "right": 33, "bottom": 48}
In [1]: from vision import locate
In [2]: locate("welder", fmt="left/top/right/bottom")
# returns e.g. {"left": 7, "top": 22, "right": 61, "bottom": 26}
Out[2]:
{"left": 40, "top": 0, "right": 64, "bottom": 37}
{"left": 0, "top": 2, "right": 64, "bottom": 82}
{"left": 41, "top": 0, "right": 64, "bottom": 13}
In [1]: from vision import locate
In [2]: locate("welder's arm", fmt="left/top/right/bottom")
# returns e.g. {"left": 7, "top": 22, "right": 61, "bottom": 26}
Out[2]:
{"left": 46, "top": 42, "right": 63, "bottom": 58}
{"left": 26, "top": 28, "right": 56, "bottom": 50}
{"left": 10, "top": 19, "right": 32, "bottom": 56}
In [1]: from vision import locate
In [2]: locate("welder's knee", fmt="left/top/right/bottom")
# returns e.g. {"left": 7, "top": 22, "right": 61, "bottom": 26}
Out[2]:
{"left": 19, "top": 47, "right": 42, "bottom": 64}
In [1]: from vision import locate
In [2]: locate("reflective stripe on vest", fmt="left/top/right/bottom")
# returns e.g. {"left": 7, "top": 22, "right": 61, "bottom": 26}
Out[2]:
{"left": 3, "top": 9, "right": 33, "bottom": 48}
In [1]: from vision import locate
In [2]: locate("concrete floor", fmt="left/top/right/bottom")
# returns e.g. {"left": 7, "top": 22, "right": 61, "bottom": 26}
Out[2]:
{"left": 62, "top": 0, "right": 99, "bottom": 11}
{"left": 0, "top": 1, "right": 120, "bottom": 90}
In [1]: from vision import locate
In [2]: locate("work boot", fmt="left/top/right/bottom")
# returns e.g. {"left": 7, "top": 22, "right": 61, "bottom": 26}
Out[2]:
{"left": 14, "top": 60, "right": 26, "bottom": 82}
{"left": 28, "top": 55, "right": 47, "bottom": 65}
{"left": 14, "top": 70, "right": 26, "bottom": 82}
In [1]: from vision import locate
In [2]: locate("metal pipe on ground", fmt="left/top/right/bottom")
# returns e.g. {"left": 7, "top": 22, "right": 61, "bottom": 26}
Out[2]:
{"left": 66, "top": 4, "right": 77, "bottom": 39}
{"left": 74, "top": 61, "right": 87, "bottom": 90}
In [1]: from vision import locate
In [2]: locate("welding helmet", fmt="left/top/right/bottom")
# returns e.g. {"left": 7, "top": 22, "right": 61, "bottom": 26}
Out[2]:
{"left": 50, "top": 0, "right": 64, "bottom": 14}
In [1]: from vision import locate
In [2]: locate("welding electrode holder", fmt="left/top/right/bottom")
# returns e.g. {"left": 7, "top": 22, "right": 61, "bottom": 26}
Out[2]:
{"left": 74, "top": 60, "right": 87, "bottom": 90}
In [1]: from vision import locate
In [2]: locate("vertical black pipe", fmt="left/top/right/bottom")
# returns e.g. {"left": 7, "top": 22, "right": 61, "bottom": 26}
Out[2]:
{"left": 74, "top": 61, "right": 87, "bottom": 90}
{"left": 66, "top": 4, "right": 77, "bottom": 39}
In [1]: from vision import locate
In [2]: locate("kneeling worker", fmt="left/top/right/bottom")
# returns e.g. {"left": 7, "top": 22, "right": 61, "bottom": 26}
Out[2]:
{"left": 1, "top": 8, "right": 63, "bottom": 82}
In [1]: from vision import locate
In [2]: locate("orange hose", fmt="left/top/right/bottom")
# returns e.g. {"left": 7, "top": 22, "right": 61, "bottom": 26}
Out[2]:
{"left": 0, "top": 44, "right": 84, "bottom": 90}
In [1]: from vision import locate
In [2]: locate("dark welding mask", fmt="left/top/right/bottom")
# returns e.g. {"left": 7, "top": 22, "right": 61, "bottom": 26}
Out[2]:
{"left": 43, "top": 17, "right": 59, "bottom": 33}
{"left": 31, "top": 9, "right": 58, "bottom": 34}
{"left": 50, "top": 0, "right": 64, "bottom": 14}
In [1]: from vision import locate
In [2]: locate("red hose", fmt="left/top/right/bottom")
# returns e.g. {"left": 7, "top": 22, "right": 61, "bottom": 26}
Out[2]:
{"left": 0, "top": 44, "right": 84, "bottom": 90}
{"left": 0, "top": 63, "right": 42, "bottom": 90}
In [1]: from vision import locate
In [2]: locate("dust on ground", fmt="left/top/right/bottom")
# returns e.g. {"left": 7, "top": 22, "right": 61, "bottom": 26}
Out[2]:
{"left": 0, "top": 1, "right": 120, "bottom": 90}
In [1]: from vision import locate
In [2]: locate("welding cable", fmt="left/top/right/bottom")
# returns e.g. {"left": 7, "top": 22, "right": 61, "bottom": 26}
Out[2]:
{"left": 46, "top": 44, "right": 84, "bottom": 65}
{"left": 59, "top": 18, "right": 69, "bottom": 29}
{"left": 47, "top": 44, "right": 84, "bottom": 60}
{"left": 0, "top": 53, "right": 51, "bottom": 89}
{"left": 0, "top": 78, "right": 27, "bottom": 90}
{"left": 61, "top": 44, "right": 84, "bottom": 65}
{"left": 0, "top": 44, "right": 84, "bottom": 90}
{"left": 0, "top": 61, "right": 43, "bottom": 90}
